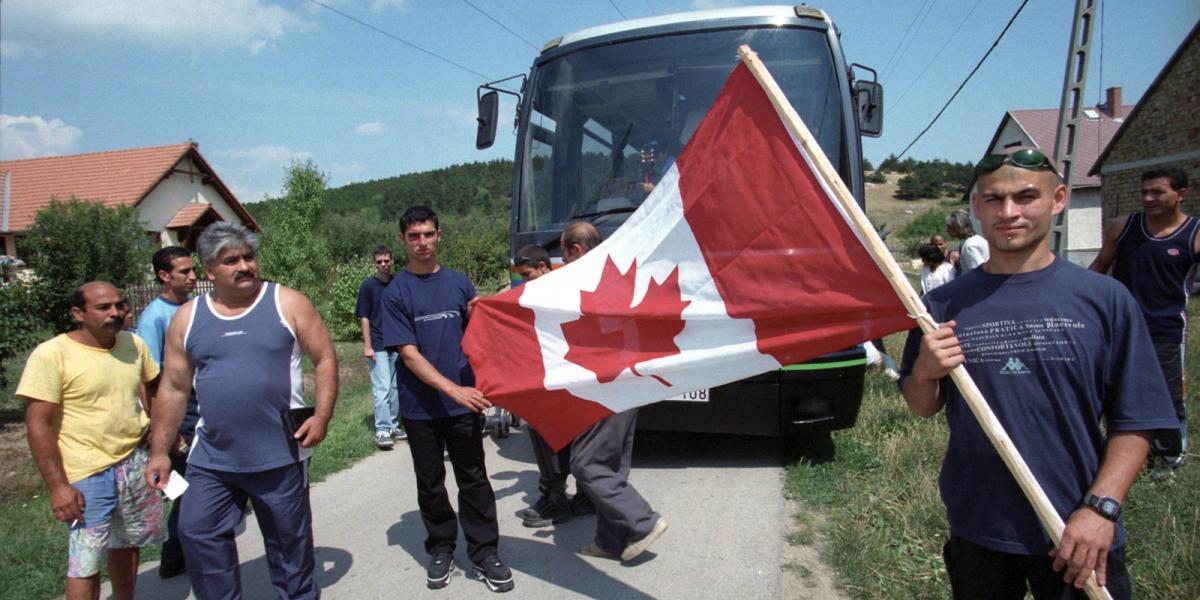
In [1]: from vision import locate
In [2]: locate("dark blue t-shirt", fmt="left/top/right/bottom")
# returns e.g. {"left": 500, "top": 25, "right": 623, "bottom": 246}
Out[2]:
{"left": 355, "top": 275, "right": 392, "bottom": 350}
{"left": 1111, "top": 212, "right": 1199, "bottom": 344}
{"left": 899, "top": 258, "right": 1176, "bottom": 555}
{"left": 379, "top": 267, "right": 476, "bottom": 420}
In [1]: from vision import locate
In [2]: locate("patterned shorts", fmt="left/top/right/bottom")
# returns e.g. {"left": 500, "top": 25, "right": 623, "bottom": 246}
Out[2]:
{"left": 67, "top": 448, "right": 167, "bottom": 578}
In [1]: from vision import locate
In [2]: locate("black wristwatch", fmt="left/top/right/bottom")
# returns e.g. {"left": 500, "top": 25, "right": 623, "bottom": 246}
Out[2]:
{"left": 1082, "top": 493, "right": 1121, "bottom": 521}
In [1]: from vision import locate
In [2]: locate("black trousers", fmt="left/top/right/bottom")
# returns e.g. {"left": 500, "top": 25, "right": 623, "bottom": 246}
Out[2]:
{"left": 403, "top": 413, "right": 499, "bottom": 564}
{"left": 528, "top": 427, "right": 571, "bottom": 498}
{"left": 943, "top": 536, "right": 1130, "bottom": 600}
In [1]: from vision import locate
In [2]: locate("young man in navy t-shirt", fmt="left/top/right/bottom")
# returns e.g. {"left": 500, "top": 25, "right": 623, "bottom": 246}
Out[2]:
{"left": 899, "top": 147, "right": 1176, "bottom": 600}
{"left": 355, "top": 244, "right": 405, "bottom": 450}
{"left": 379, "top": 205, "right": 513, "bottom": 593}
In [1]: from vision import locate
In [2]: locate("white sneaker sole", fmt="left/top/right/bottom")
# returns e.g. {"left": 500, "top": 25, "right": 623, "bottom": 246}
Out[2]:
{"left": 470, "top": 566, "right": 514, "bottom": 593}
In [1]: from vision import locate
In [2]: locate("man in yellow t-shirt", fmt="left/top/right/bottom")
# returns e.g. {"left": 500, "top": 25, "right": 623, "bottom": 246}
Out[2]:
{"left": 18, "top": 281, "right": 166, "bottom": 600}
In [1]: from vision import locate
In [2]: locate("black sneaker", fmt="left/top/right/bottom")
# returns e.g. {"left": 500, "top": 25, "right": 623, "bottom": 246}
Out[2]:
{"left": 570, "top": 493, "right": 595, "bottom": 516}
{"left": 426, "top": 552, "right": 454, "bottom": 590}
{"left": 471, "top": 554, "right": 514, "bottom": 593}
{"left": 521, "top": 495, "right": 572, "bottom": 528}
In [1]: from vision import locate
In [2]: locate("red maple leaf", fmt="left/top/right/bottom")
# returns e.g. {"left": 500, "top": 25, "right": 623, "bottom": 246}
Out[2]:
{"left": 561, "top": 256, "right": 691, "bottom": 386}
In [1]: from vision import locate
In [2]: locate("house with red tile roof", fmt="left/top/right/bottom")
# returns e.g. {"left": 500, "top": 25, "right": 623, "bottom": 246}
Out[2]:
{"left": 978, "top": 87, "right": 1133, "bottom": 267}
{"left": 0, "top": 141, "right": 258, "bottom": 258}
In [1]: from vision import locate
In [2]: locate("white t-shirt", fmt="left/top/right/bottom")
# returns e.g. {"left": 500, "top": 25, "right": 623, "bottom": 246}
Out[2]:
{"left": 959, "top": 235, "right": 989, "bottom": 273}
{"left": 921, "top": 262, "right": 956, "bottom": 294}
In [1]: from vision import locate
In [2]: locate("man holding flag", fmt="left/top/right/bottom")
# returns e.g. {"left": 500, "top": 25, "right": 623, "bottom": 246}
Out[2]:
{"left": 899, "top": 147, "right": 1176, "bottom": 599}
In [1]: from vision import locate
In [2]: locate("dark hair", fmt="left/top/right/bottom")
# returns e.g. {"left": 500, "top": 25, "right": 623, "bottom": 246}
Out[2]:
{"left": 562, "top": 221, "right": 601, "bottom": 252}
{"left": 1141, "top": 167, "right": 1189, "bottom": 191}
{"left": 400, "top": 205, "right": 439, "bottom": 233}
{"left": 515, "top": 244, "right": 550, "bottom": 267}
{"left": 152, "top": 246, "right": 191, "bottom": 282}
{"left": 917, "top": 243, "right": 945, "bottom": 266}
{"left": 69, "top": 285, "right": 88, "bottom": 310}
{"left": 372, "top": 245, "right": 392, "bottom": 258}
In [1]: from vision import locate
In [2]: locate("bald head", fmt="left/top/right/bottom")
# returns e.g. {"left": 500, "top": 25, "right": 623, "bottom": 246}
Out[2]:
{"left": 561, "top": 221, "right": 601, "bottom": 264}
{"left": 71, "top": 281, "right": 119, "bottom": 311}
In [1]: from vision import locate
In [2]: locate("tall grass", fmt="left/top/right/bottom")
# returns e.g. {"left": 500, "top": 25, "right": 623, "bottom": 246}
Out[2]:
{"left": 0, "top": 342, "right": 375, "bottom": 600}
{"left": 787, "top": 320, "right": 1200, "bottom": 599}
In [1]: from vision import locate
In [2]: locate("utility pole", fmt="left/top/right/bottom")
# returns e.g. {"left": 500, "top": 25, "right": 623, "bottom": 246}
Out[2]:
{"left": 1050, "top": 0, "right": 1097, "bottom": 261}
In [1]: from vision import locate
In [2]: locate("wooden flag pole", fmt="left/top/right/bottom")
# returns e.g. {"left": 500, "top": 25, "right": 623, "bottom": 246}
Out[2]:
{"left": 736, "top": 45, "right": 1111, "bottom": 600}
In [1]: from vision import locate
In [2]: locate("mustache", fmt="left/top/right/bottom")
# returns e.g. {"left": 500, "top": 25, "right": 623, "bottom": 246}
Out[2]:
{"left": 234, "top": 271, "right": 255, "bottom": 279}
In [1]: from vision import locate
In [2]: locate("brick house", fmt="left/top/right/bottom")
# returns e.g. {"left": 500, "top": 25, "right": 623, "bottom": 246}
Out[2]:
{"left": 978, "top": 89, "right": 1133, "bottom": 266}
{"left": 0, "top": 141, "right": 258, "bottom": 259}
{"left": 1091, "top": 21, "right": 1200, "bottom": 223}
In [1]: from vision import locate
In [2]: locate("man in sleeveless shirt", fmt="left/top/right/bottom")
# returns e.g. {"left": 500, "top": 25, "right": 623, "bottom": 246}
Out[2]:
{"left": 146, "top": 222, "right": 338, "bottom": 600}
{"left": 1091, "top": 167, "right": 1194, "bottom": 473}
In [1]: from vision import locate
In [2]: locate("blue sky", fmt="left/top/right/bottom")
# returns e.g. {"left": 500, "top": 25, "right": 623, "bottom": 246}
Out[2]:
{"left": 2, "top": 1, "right": 1197, "bottom": 203}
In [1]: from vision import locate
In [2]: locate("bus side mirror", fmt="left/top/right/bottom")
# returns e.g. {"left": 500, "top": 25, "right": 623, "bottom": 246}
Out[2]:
{"left": 476, "top": 91, "right": 499, "bottom": 150}
{"left": 854, "top": 80, "right": 883, "bottom": 138}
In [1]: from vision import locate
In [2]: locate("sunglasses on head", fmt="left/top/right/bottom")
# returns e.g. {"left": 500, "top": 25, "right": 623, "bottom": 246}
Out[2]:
{"left": 975, "top": 149, "right": 1060, "bottom": 176}
{"left": 513, "top": 255, "right": 542, "bottom": 267}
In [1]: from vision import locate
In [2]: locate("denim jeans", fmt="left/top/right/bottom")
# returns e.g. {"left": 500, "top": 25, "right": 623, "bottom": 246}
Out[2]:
{"left": 368, "top": 351, "right": 400, "bottom": 433}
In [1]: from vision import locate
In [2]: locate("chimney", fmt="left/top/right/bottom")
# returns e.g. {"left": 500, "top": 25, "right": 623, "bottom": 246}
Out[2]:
{"left": 1102, "top": 87, "right": 1122, "bottom": 118}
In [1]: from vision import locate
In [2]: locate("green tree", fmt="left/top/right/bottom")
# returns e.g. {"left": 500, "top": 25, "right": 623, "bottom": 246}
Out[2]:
{"left": 257, "top": 159, "right": 333, "bottom": 301}
{"left": 0, "top": 282, "right": 44, "bottom": 389}
{"left": 21, "top": 199, "right": 154, "bottom": 332}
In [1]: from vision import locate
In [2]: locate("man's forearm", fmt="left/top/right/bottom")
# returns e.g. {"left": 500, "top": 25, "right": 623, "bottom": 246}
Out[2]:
{"left": 360, "top": 318, "right": 372, "bottom": 350}
{"left": 901, "top": 375, "right": 944, "bottom": 418}
{"left": 1089, "top": 431, "right": 1151, "bottom": 502}
{"left": 400, "top": 346, "right": 454, "bottom": 393}
{"left": 313, "top": 356, "right": 339, "bottom": 420}
{"left": 149, "top": 385, "right": 187, "bottom": 455}
{"left": 25, "top": 405, "right": 70, "bottom": 492}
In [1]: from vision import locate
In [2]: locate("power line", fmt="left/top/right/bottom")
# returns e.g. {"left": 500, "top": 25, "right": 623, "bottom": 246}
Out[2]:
{"left": 306, "top": 0, "right": 508, "bottom": 86}
{"left": 607, "top": 0, "right": 627, "bottom": 20}
{"left": 894, "top": 0, "right": 1031, "bottom": 161}
{"left": 461, "top": 0, "right": 540, "bottom": 51}
{"left": 882, "top": 0, "right": 937, "bottom": 85}
{"left": 888, "top": 0, "right": 984, "bottom": 111}
{"left": 879, "top": 0, "right": 933, "bottom": 84}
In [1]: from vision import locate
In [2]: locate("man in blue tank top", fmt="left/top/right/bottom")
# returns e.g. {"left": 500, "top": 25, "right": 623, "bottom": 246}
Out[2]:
{"left": 900, "top": 147, "right": 1176, "bottom": 600}
{"left": 379, "top": 205, "right": 514, "bottom": 593}
{"left": 145, "top": 222, "right": 338, "bottom": 600}
{"left": 1090, "top": 167, "right": 1195, "bottom": 474}
{"left": 136, "top": 245, "right": 198, "bottom": 579}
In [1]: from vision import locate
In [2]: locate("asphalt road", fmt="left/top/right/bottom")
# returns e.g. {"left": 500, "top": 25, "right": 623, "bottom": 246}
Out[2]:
{"left": 106, "top": 423, "right": 844, "bottom": 599}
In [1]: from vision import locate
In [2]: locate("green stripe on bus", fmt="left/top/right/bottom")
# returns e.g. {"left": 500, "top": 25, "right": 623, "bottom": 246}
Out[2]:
{"left": 780, "top": 358, "right": 868, "bottom": 371}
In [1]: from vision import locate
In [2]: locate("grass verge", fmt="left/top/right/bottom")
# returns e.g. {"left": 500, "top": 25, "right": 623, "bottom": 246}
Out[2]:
{"left": 0, "top": 341, "right": 375, "bottom": 600}
{"left": 787, "top": 317, "right": 1200, "bottom": 599}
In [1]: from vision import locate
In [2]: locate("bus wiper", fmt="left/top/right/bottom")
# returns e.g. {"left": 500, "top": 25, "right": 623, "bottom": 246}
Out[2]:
{"left": 569, "top": 206, "right": 638, "bottom": 221}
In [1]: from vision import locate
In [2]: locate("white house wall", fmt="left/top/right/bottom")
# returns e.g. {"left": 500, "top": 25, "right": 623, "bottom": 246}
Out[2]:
{"left": 137, "top": 156, "right": 240, "bottom": 239}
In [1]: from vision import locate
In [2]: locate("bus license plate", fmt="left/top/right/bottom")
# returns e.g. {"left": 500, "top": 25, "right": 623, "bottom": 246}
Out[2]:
{"left": 666, "top": 388, "right": 709, "bottom": 402}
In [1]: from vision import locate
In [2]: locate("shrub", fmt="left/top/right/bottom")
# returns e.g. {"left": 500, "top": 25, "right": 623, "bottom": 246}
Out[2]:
{"left": 258, "top": 159, "right": 334, "bottom": 301}
{"left": 21, "top": 199, "right": 154, "bottom": 332}
{"left": 898, "top": 208, "right": 953, "bottom": 257}
{"left": 326, "top": 261, "right": 375, "bottom": 342}
{"left": 866, "top": 170, "right": 888, "bottom": 184}
{"left": 0, "top": 282, "right": 45, "bottom": 389}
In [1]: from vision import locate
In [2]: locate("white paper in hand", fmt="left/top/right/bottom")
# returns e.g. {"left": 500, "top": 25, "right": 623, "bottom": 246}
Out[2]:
{"left": 164, "top": 470, "right": 189, "bottom": 501}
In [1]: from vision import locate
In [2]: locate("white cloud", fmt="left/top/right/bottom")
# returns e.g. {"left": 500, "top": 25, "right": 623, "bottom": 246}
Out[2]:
{"left": 353, "top": 121, "right": 388, "bottom": 135}
{"left": 4, "top": 1, "right": 307, "bottom": 54}
{"left": 213, "top": 145, "right": 313, "bottom": 174}
{"left": 0, "top": 114, "right": 84, "bottom": 160}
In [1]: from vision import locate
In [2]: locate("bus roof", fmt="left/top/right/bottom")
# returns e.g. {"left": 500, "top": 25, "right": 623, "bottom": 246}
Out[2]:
{"left": 544, "top": 5, "right": 830, "bottom": 54}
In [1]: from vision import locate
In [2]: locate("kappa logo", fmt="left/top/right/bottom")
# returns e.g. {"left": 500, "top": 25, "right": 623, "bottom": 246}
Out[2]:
{"left": 415, "top": 310, "right": 459, "bottom": 323}
{"left": 999, "top": 357, "right": 1030, "bottom": 375}
{"left": 222, "top": 330, "right": 247, "bottom": 338}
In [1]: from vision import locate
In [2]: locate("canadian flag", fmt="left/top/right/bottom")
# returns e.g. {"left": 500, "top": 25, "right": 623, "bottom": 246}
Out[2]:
{"left": 463, "top": 60, "right": 913, "bottom": 451}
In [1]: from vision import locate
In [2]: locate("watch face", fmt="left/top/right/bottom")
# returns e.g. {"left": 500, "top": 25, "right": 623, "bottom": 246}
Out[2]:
{"left": 1101, "top": 499, "right": 1118, "bottom": 514}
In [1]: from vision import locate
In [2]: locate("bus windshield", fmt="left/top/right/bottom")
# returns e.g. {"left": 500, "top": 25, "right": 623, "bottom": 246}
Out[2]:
{"left": 516, "top": 25, "right": 845, "bottom": 241}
